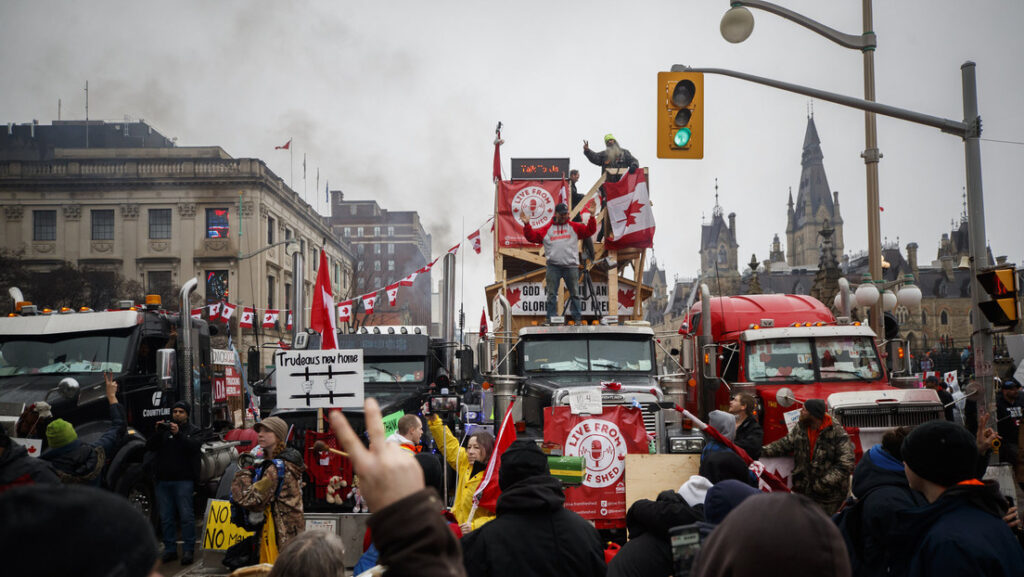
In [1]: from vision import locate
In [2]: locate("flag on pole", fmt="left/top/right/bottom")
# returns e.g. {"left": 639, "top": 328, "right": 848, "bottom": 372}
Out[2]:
{"left": 310, "top": 249, "right": 338, "bottom": 350}
{"left": 385, "top": 283, "right": 400, "bottom": 307}
{"left": 558, "top": 175, "right": 568, "bottom": 206}
{"left": 492, "top": 125, "right": 503, "bottom": 183}
{"left": 239, "top": 307, "right": 255, "bottom": 329}
{"left": 473, "top": 398, "right": 518, "bottom": 514}
{"left": 208, "top": 302, "right": 221, "bottom": 320}
{"left": 362, "top": 293, "right": 378, "bottom": 315}
{"left": 325, "top": 179, "right": 329, "bottom": 203}
{"left": 263, "top": 309, "right": 280, "bottom": 329}
{"left": 220, "top": 302, "right": 237, "bottom": 323}
{"left": 275, "top": 139, "right": 292, "bottom": 150}
{"left": 479, "top": 307, "right": 488, "bottom": 341}
{"left": 190, "top": 308, "right": 203, "bottom": 320}
{"left": 302, "top": 153, "right": 306, "bottom": 180}
{"left": 286, "top": 311, "right": 293, "bottom": 331}
{"left": 338, "top": 300, "right": 353, "bottom": 323}
{"left": 604, "top": 169, "right": 655, "bottom": 251}
{"left": 468, "top": 229, "right": 482, "bottom": 254}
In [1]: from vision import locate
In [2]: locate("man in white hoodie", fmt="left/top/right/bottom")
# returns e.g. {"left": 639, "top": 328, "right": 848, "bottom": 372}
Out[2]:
{"left": 385, "top": 414, "right": 423, "bottom": 453}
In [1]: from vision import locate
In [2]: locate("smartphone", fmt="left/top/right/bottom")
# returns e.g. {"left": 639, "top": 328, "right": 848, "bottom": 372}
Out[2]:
{"left": 670, "top": 523, "right": 702, "bottom": 577}
{"left": 430, "top": 394, "right": 459, "bottom": 414}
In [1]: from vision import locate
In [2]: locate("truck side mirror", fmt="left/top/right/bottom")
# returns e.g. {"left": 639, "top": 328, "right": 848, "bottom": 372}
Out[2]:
{"left": 247, "top": 347, "right": 261, "bottom": 384}
{"left": 888, "top": 339, "right": 907, "bottom": 376}
{"left": 156, "top": 349, "right": 176, "bottom": 392}
{"left": 701, "top": 343, "right": 719, "bottom": 380}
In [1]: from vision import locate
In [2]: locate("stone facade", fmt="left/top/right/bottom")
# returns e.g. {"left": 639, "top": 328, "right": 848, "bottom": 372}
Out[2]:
{"left": 786, "top": 116, "right": 844, "bottom": 267}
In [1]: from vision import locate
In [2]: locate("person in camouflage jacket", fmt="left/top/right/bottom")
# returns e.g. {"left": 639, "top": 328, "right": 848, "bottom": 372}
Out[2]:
{"left": 761, "top": 399, "right": 854, "bottom": 514}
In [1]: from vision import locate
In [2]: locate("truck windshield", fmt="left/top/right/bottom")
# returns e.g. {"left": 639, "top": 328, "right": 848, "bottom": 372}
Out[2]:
{"left": 364, "top": 359, "right": 426, "bottom": 384}
{"left": 523, "top": 338, "right": 653, "bottom": 372}
{"left": 744, "top": 336, "right": 882, "bottom": 383}
{"left": 0, "top": 332, "right": 130, "bottom": 376}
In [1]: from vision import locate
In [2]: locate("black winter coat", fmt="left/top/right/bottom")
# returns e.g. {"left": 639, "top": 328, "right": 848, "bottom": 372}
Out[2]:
{"left": 461, "top": 475, "right": 606, "bottom": 577}
{"left": 608, "top": 490, "right": 704, "bottom": 577}
{"left": 146, "top": 420, "right": 202, "bottom": 481}
{"left": 888, "top": 482, "right": 1024, "bottom": 577}
{"left": 0, "top": 442, "right": 59, "bottom": 492}
{"left": 734, "top": 417, "right": 763, "bottom": 460}
{"left": 41, "top": 403, "right": 126, "bottom": 485}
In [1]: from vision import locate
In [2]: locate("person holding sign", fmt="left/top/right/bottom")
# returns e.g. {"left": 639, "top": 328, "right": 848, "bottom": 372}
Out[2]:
{"left": 230, "top": 417, "right": 306, "bottom": 563}
{"left": 427, "top": 414, "right": 496, "bottom": 533}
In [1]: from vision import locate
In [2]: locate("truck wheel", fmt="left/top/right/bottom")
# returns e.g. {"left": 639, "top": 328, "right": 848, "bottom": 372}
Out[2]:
{"left": 117, "top": 462, "right": 158, "bottom": 526}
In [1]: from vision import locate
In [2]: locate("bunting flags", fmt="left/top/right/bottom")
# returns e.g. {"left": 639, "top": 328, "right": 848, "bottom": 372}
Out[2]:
{"left": 310, "top": 249, "right": 338, "bottom": 350}
{"left": 447, "top": 243, "right": 460, "bottom": 256}
{"left": 240, "top": 307, "right": 255, "bottom": 329}
{"left": 208, "top": 302, "right": 221, "bottom": 320}
{"left": 190, "top": 308, "right": 203, "bottom": 320}
{"left": 400, "top": 272, "right": 418, "bottom": 287}
{"left": 386, "top": 283, "right": 401, "bottom": 307}
{"left": 468, "top": 229, "right": 482, "bottom": 254}
{"left": 338, "top": 300, "right": 353, "bottom": 323}
{"left": 263, "top": 309, "right": 280, "bottom": 329}
{"left": 287, "top": 311, "right": 293, "bottom": 331}
{"left": 362, "top": 293, "right": 378, "bottom": 315}
{"left": 220, "top": 302, "right": 237, "bottom": 323}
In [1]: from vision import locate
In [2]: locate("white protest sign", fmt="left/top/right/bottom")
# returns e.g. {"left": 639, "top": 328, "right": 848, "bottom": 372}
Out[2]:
{"left": 783, "top": 408, "right": 801, "bottom": 433}
{"left": 568, "top": 388, "right": 602, "bottom": 415}
{"left": 503, "top": 281, "right": 635, "bottom": 316}
{"left": 12, "top": 437, "right": 43, "bottom": 458}
{"left": 274, "top": 349, "right": 364, "bottom": 409}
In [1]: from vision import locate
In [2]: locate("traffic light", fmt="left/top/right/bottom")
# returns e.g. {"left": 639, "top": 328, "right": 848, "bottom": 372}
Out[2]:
{"left": 976, "top": 266, "right": 1018, "bottom": 329}
{"left": 657, "top": 71, "right": 704, "bottom": 159}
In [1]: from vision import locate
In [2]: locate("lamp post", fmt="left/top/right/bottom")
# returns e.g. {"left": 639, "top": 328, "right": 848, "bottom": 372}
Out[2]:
{"left": 721, "top": 0, "right": 885, "bottom": 338}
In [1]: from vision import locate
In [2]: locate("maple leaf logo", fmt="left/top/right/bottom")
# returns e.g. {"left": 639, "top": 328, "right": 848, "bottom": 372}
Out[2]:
{"left": 506, "top": 287, "right": 522, "bottom": 309}
{"left": 617, "top": 199, "right": 644, "bottom": 227}
{"left": 618, "top": 289, "right": 636, "bottom": 309}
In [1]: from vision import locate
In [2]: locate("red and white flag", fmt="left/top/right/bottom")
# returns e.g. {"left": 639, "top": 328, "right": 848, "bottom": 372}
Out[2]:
{"left": 337, "top": 300, "right": 353, "bottom": 323}
{"left": 468, "top": 229, "right": 482, "bottom": 254}
{"left": 361, "top": 293, "right": 378, "bottom": 315}
{"left": 239, "top": 307, "right": 255, "bottom": 329}
{"left": 400, "top": 272, "right": 418, "bottom": 287}
{"left": 286, "top": 311, "right": 293, "bottom": 331}
{"left": 263, "top": 309, "right": 280, "bottom": 329}
{"left": 604, "top": 169, "right": 655, "bottom": 251}
{"left": 558, "top": 175, "right": 568, "bottom": 206}
{"left": 208, "top": 302, "right": 221, "bottom": 320}
{"left": 310, "top": 249, "right": 338, "bottom": 350}
{"left": 190, "top": 308, "right": 203, "bottom": 320}
{"left": 447, "top": 243, "right": 460, "bottom": 256}
{"left": 493, "top": 126, "right": 503, "bottom": 183}
{"left": 275, "top": 138, "right": 292, "bottom": 150}
{"left": 385, "top": 283, "right": 400, "bottom": 307}
{"left": 220, "top": 302, "right": 237, "bottom": 323}
{"left": 479, "top": 307, "right": 489, "bottom": 341}
{"left": 473, "top": 398, "right": 518, "bottom": 514}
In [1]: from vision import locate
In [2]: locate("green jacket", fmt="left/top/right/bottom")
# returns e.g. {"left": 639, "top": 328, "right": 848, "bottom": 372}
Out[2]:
{"left": 762, "top": 417, "right": 854, "bottom": 509}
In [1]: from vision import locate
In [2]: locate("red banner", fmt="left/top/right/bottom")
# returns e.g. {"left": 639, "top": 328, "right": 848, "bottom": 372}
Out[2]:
{"left": 543, "top": 406, "right": 650, "bottom": 526}
{"left": 225, "top": 366, "right": 242, "bottom": 398}
{"left": 496, "top": 180, "right": 563, "bottom": 248}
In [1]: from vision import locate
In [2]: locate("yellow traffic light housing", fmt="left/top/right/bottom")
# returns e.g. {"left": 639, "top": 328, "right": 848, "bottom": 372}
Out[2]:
{"left": 657, "top": 71, "right": 704, "bottom": 159}
{"left": 977, "top": 266, "right": 1019, "bottom": 329}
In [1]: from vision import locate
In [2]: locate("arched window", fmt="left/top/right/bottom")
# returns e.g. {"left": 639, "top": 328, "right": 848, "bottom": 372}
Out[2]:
{"left": 895, "top": 305, "right": 909, "bottom": 324}
{"left": 921, "top": 310, "right": 928, "bottom": 325}
{"left": 940, "top": 311, "right": 949, "bottom": 325}
{"left": 718, "top": 246, "right": 728, "bottom": 264}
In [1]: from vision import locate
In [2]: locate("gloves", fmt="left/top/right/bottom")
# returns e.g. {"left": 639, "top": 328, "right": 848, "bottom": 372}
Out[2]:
{"left": 628, "top": 166, "right": 637, "bottom": 174}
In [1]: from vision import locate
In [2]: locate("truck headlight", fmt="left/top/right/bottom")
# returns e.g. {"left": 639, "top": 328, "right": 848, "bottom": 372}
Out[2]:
{"left": 668, "top": 436, "right": 705, "bottom": 454}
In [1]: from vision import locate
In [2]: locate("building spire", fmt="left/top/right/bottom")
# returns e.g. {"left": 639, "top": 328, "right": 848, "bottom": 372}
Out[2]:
{"left": 713, "top": 178, "right": 723, "bottom": 217}
{"left": 961, "top": 187, "right": 968, "bottom": 222}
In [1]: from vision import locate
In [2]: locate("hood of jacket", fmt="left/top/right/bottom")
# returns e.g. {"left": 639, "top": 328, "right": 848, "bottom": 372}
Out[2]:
{"left": 708, "top": 410, "right": 736, "bottom": 441}
{"left": 41, "top": 440, "right": 100, "bottom": 479}
{"left": 495, "top": 475, "right": 564, "bottom": 515}
{"left": 851, "top": 444, "right": 910, "bottom": 498}
{"left": 274, "top": 447, "right": 305, "bottom": 471}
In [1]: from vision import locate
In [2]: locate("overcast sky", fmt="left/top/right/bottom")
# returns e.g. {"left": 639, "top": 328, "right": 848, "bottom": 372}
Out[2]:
{"left": 3, "top": 0, "right": 1022, "bottom": 325}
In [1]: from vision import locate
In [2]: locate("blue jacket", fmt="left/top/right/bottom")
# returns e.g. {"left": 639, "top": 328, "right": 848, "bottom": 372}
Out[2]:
{"left": 889, "top": 481, "right": 1024, "bottom": 577}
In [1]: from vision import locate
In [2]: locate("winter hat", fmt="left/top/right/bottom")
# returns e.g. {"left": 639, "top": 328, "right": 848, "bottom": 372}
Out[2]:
{"left": 678, "top": 475, "right": 713, "bottom": 507}
{"left": 604, "top": 133, "right": 616, "bottom": 143}
{"left": 499, "top": 440, "right": 549, "bottom": 490}
{"left": 172, "top": 400, "right": 190, "bottom": 415}
{"left": 703, "top": 479, "right": 761, "bottom": 525}
{"left": 901, "top": 420, "right": 978, "bottom": 487}
{"left": 708, "top": 410, "right": 736, "bottom": 441}
{"left": 254, "top": 416, "right": 289, "bottom": 444}
{"left": 804, "top": 399, "right": 827, "bottom": 421}
{"left": 45, "top": 419, "right": 78, "bottom": 449}
{"left": 415, "top": 452, "right": 444, "bottom": 496}
{"left": 1002, "top": 378, "right": 1020, "bottom": 389}
{"left": 700, "top": 450, "right": 755, "bottom": 486}
{"left": 554, "top": 203, "right": 569, "bottom": 214}
{"left": 0, "top": 484, "right": 160, "bottom": 577}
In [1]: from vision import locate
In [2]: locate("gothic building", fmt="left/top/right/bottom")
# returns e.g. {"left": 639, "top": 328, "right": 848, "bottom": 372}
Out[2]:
{"left": 699, "top": 182, "right": 741, "bottom": 295}
{"left": 786, "top": 115, "right": 844, "bottom": 267}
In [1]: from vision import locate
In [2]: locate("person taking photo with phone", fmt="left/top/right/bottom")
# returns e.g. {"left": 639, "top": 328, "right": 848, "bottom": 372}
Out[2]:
{"left": 146, "top": 400, "right": 202, "bottom": 565}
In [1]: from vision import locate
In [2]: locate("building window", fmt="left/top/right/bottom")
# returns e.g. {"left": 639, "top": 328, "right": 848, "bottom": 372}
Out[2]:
{"left": 206, "top": 208, "right": 230, "bottom": 238}
{"left": 91, "top": 209, "right": 115, "bottom": 240}
{"left": 149, "top": 209, "right": 172, "bottom": 239}
{"left": 357, "top": 278, "right": 365, "bottom": 289}
{"left": 267, "top": 276, "right": 276, "bottom": 309}
{"left": 717, "top": 246, "right": 727, "bottom": 264}
{"left": 374, "top": 226, "right": 381, "bottom": 237}
{"left": 284, "top": 283, "right": 292, "bottom": 311}
{"left": 357, "top": 244, "right": 365, "bottom": 255}
{"left": 357, "top": 227, "right": 363, "bottom": 237}
{"left": 921, "top": 310, "right": 928, "bottom": 324}
{"left": 350, "top": 205, "right": 357, "bottom": 216}
{"left": 285, "top": 228, "right": 292, "bottom": 240}
{"left": 374, "top": 261, "right": 381, "bottom": 272}
{"left": 388, "top": 260, "right": 395, "bottom": 271}
{"left": 344, "top": 227, "right": 351, "bottom": 237}
{"left": 33, "top": 210, "right": 57, "bottom": 241}
{"left": 388, "top": 226, "right": 395, "bottom": 236}
{"left": 374, "top": 244, "right": 381, "bottom": 255}
{"left": 895, "top": 305, "right": 909, "bottom": 325}
{"left": 148, "top": 270, "right": 173, "bottom": 295}
{"left": 205, "top": 270, "right": 229, "bottom": 304}
{"left": 267, "top": 216, "right": 275, "bottom": 244}
{"left": 940, "top": 311, "right": 949, "bottom": 325}
{"left": 387, "top": 243, "right": 395, "bottom": 254}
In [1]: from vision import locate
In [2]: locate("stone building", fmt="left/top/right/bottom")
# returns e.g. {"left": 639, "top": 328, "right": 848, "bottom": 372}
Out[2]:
{"left": 786, "top": 115, "right": 844, "bottom": 267}
{"left": 0, "top": 119, "right": 354, "bottom": 370}
{"left": 699, "top": 183, "right": 741, "bottom": 295}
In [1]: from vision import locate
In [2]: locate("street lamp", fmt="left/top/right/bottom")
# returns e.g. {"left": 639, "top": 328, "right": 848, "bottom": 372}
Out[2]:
{"left": 835, "top": 273, "right": 921, "bottom": 321}
{"left": 720, "top": 0, "right": 886, "bottom": 338}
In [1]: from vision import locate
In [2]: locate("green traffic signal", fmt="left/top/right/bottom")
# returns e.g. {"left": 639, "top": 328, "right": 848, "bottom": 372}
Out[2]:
{"left": 674, "top": 128, "right": 692, "bottom": 147}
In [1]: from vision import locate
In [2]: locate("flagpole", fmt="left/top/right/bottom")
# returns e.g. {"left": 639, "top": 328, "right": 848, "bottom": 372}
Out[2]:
{"left": 290, "top": 144, "right": 294, "bottom": 190}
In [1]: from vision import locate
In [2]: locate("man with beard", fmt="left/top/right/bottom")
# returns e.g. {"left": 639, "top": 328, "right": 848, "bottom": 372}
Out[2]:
{"left": 147, "top": 400, "right": 203, "bottom": 565}
{"left": 761, "top": 398, "right": 854, "bottom": 514}
{"left": 583, "top": 134, "right": 639, "bottom": 183}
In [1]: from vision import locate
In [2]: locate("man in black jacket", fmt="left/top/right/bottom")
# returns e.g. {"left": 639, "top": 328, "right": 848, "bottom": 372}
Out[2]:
{"left": 729, "top": 392, "right": 763, "bottom": 460}
{"left": 147, "top": 400, "right": 202, "bottom": 565}
{"left": 41, "top": 373, "right": 125, "bottom": 484}
{"left": 0, "top": 423, "right": 58, "bottom": 492}
{"left": 461, "top": 440, "right": 606, "bottom": 577}
{"left": 584, "top": 134, "right": 639, "bottom": 184}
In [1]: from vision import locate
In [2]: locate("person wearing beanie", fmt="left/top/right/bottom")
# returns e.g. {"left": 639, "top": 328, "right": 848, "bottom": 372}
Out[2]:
{"left": 0, "top": 484, "right": 161, "bottom": 577}
{"left": 41, "top": 372, "right": 126, "bottom": 485}
{"left": 887, "top": 420, "right": 1024, "bottom": 577}
{"left": 519, "top": 196, "right": 596, "bottom": 324}
{"left": 461, "top": 440, "right": 606, "bottom": 577}
{"left": 762, "top": 398, "right": 854, "bottom": 514}
{"left": 924, "top": 375, "right": 955, "bottom": 421}
{"left": 608, "top": 487, "right": 705, "bottom": 577}
{"left": 231, "top": 416, "right": 306, "bottom": 563}
{"left": 145, "top": 399, "right": 202, "bottom": 564}
{"left": 583, "top": 134, "right": 639, "bottom": 184}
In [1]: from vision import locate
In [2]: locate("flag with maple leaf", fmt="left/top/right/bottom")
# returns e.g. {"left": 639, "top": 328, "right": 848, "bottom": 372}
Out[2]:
{"left": 239, "top": 307, "right": 255, "bottom": 329}
{"left": 286, "top": 311, "right": 293, "bottom": 331}
{"left": 208, "top": 302, "right": 221, "bottom": 320}
{"left": 400, "top": 271, "right": 419, "bottom": 287}
{"left": 220, "top": 302, "right": 237, "bottom": 323}
{"left": 468, "top": 229, "right": 482, "bottom": 254}
{"left": 263, "top": 309, "right": 280, "bottom": 329}
{"left": 362, "top": 293, "right": 378, "bottom": 315}
{"left": 618, "top": 289, "right": 636, "bottom": 310}
{"left": 190, "top": 308, "right": 203, "bottom": 320}
{"left": 505, "top": 287, "right": 522, "bottom": 310}
{"left": 338, "top": 300, "right": 353, "bottom": 323}
{"left": 386, "top": 283, "right": 400, "bottom": 306}
{"left": 604, "top": 169, "right": 655, "bottom": 250}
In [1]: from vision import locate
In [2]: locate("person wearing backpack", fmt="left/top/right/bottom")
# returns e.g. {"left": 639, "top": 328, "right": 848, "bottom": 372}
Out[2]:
{"left": 834, "top": 427, "right": 926, "bottom": 577}
{"left": 230, "top": 416, "right": 305, "bottom": 563}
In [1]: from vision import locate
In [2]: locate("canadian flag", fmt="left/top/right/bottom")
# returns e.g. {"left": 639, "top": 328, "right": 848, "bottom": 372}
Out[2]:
{"left": 479, "top": 307, "right": 489, "bottom": 341}
{"left": 208, "top": 302, "right": 221, "bottom": 320}
{"left": 286, "top": 311, "right": 293, "bottom": 331}
{"left": 275, "top": 138, "right": 292, "bottom": 150}
{"left": 400, "top": 272, "right": 418, "bottom": 287}
{"left": 263, "top": 309, "right": 280, "bottom": 329}
{"left": 239, "top": 307, "right": 255, "bottom": 329}
{"left": 220, "top": 302, "right": 237, "bottom": 323}
{"left": 558, "top": 175, "right": 568, "bottom": 206}
{"left": 447, "top": 243, "right": 460, "bottom": 256}
{"left": 362, "top": 293, "right": 378, "bottom": 315}
{"left": 190, "top": 308, "right": 203, "bottom": 320}
{"left": 338, "top": 300, "right": 353, "bottom": 323}
{"left": 386, "top": 283, "right": 400, "bottom": 306}
{"left": 472, "top": 398, "right": 518, "bottom": 515}
{"left": 604, "top": 169, "right": 655, "bottom": 250}
{"left": 310, "top": 249, "right": 338, "bottom": 350}
{"left": 468, "top": 229, "right": 482, "bottom": 254}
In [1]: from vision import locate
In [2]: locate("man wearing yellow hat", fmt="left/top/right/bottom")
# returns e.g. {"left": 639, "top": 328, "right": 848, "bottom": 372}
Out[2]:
{"left": 583, "top": 133, "right": 639, "bottom": 184}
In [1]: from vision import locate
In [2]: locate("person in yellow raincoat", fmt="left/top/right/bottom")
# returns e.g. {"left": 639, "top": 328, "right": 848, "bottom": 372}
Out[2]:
{"left": 427, "top": 414, "right": 495, "bottom": 533}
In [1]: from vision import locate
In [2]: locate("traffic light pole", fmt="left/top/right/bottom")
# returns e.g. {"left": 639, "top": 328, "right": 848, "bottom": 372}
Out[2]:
{"left": 672, "top": 62, "right": 997, "bottom": 435}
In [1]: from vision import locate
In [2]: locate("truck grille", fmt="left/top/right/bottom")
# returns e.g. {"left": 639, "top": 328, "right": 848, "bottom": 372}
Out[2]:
{"left": 603, "top": 401, "right": 659, "bottom": 440}
{"left": 834, "top": 405, "right": 943, "bottom": 429}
